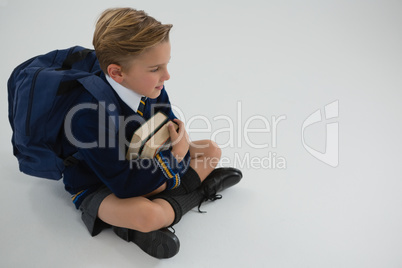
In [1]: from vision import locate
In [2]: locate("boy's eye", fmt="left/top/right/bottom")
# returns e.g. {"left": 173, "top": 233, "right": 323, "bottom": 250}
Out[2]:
{"left": 151, "top": 67, "right": 159, "bottom": 72}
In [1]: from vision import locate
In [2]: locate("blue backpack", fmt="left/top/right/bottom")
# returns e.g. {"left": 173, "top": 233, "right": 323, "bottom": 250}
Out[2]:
{"left": 8, "top": 46, "right": 121, "bottom": 180}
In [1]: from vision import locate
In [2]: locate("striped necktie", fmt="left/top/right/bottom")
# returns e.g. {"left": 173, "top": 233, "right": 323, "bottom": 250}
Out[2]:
{"left": 137, "top": 96, "right": 147, "bottom": 116}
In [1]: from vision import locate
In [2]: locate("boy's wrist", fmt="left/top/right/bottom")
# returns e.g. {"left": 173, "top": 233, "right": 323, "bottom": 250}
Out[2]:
{"left": 171, "top": 149, "right": 185, "bottom": 163}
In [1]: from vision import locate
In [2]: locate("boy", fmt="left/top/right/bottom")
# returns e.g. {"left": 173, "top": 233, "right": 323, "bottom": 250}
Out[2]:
{"left": 62, "top": 7, "right": 242, "bottom": 259}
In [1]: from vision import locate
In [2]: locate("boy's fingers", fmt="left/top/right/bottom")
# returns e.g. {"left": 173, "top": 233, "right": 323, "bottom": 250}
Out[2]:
{"left": 173, "top": 118, "right": 184, "bottom": 127}
{"left": 169, "top": 119, "right": 188, "bottom": 143}
{"left": 168, "top": 122, "right": 178, "bottom": 139}
{"left": 177, "top": 120, "right": 186, "bottom": 132}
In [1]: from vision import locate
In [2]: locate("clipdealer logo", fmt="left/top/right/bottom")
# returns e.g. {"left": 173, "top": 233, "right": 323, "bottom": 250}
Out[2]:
{"left": 301, "top": 100, "right": 339, "bottom": 167}
{"left": 63, "top": 100, "right": 339, "bottom": 169}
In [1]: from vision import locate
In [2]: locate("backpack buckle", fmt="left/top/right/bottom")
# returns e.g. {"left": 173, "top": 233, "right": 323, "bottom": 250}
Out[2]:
{"left": 63, "top": 155, "right": 80, "bottom": 167}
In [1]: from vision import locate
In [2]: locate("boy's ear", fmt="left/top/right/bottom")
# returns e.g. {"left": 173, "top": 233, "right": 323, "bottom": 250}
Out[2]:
{"left": 107, "top": 64, "right": 124, "bottom": 83}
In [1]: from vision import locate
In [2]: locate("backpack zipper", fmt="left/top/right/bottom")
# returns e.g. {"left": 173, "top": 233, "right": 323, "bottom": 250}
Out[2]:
{"left": 25, "top": 47, "right": 76, "bottom": 136}
{"left": 26, "top": 67, "right": 45, "bottom": 136}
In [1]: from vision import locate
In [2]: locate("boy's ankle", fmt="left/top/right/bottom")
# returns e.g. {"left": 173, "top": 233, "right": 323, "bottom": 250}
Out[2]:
{"left": 180, "top": 166, "right": 201, "bottom": 193}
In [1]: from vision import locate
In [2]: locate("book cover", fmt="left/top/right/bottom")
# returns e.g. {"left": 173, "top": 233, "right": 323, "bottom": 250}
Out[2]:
{"left": 126, "top": 111, "right": 178, "bottom": 160}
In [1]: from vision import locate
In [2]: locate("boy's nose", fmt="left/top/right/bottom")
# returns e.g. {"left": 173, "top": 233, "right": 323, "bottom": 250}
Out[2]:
{"left": 163, "top": 70, "right": 170, "bottom": 81}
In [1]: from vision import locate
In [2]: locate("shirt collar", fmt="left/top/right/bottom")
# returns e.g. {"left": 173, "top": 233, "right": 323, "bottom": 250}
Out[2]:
{"left": 105, "top": 75, "right": 143, "bottom": 113}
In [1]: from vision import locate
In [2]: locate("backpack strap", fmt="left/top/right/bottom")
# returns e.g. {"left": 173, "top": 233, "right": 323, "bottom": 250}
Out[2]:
{"left": 63, "top": 74, "right": 122, "bottom": 168}
{"left": 57, "top": 49, "right": 94, "bottom": 71}
{"left": 77, "top": 75, "right": 122, "bottom": 127}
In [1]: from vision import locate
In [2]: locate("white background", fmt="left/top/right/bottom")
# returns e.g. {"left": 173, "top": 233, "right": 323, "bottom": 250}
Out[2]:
{"left": 1, "top": 0, "right": 402, "bottom": 267}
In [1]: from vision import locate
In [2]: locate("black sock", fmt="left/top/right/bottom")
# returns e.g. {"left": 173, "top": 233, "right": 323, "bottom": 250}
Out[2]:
{"left": 168, "top": 166, "right": 201, "bottom": 196}
{"left": 150, "top": 189, "right": 204, "bottom": 226}
{"left": 149, "top": 167, "right": 206, "bottom": 226}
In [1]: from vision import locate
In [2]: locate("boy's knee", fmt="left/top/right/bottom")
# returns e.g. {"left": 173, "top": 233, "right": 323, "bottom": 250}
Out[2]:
{"left": 132, "top": 202, "right": 166, "bottom": 233}
{"left": 208, "top": 140, "right": 222, "bottom": 160}
{"left": 203, "top": 140, "right": 221, "bottom": 171}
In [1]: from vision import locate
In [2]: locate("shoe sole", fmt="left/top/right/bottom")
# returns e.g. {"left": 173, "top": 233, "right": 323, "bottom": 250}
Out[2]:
{"left": 113, "top": 227, "right": 180, "bottom": 259}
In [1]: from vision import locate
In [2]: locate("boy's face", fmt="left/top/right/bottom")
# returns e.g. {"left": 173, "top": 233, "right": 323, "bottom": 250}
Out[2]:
{"left": 118, "top": 41, "right": 171, "bottom": 99}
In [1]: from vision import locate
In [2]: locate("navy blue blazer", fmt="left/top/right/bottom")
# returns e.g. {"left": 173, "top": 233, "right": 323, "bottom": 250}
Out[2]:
{"left": 62, "top": 78, "right": 190, "bottom": 208}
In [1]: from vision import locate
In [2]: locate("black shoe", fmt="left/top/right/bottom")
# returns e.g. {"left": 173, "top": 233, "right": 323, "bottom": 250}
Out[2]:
{"left": 198, "top": 167, "right": 242, "bottom": 212}
{"left": 203, "top": 167, "right": 242, "bottom": 193}
{"left": 112, "top": 227, "right": 180, "bottom": 259}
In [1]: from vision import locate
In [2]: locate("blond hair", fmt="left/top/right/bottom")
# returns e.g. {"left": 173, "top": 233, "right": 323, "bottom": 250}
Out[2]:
{"left": 93, "top": 8, "right": 173, "bottom": 74}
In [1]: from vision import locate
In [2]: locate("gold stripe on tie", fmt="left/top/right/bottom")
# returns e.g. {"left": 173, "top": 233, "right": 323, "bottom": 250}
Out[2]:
{"left": 137, "top": 96, "right": 147, "bottom": 116}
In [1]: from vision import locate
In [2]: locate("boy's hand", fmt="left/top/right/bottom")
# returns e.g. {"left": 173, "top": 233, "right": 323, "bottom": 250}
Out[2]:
{"left": 168, "top": 119, "right": 189, "bottom": 162}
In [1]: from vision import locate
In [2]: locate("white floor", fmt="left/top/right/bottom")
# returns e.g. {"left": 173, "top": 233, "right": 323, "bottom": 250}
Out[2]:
{"left": 1, "top": 0, "right": 402, "bottom": 267}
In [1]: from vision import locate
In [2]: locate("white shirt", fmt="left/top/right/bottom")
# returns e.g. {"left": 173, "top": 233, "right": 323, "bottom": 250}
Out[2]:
{"left": 105, "top": 75, "right": 143, "bottom": 112}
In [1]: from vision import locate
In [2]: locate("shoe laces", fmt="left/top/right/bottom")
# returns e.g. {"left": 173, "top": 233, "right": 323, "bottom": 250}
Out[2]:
{"left": 168, "top": 226, "right": 176, "bottom": 234}
{"left": 198, "top": 186, "right": 222, "bottom": 213}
